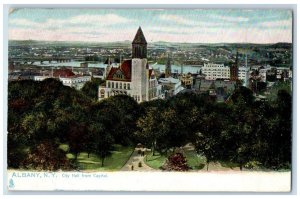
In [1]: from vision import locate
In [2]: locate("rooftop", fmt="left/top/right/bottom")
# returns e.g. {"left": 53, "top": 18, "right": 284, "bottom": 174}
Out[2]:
{"left": 132, "top": 27, "right": 147, "bottom": 44}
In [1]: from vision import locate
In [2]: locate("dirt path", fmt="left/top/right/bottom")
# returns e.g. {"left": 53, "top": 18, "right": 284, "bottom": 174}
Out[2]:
{"left": 120, "top": 148, "right": 156, "bottom": 171}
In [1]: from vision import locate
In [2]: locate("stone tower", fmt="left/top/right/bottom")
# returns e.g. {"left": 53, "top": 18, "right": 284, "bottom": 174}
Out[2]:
{"left": 132, "top": 26, "right": 147, "bottom": 59}
{"left": 131, "top": 27, "right": 148, "bottom": 102}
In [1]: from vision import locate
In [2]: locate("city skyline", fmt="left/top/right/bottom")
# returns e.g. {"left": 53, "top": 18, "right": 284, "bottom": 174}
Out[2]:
{"left": 9, "top": 8, "right": 292, "bottom": 43}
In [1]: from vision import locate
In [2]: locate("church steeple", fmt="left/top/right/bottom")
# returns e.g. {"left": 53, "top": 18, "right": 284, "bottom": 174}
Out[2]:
{"left": 132, "top": 27, "right": 147, "bottom": 59}
{"left": 230, "top": 50, "right": 239, "bottom": 81}
{"left": 165, "top": 53, "right": 172, "bottom": 78}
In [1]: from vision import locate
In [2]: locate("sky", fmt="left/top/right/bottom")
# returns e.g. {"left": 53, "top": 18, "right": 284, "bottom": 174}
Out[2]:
{"left": 8, "top": 8, "right": 293, "bottom": 43}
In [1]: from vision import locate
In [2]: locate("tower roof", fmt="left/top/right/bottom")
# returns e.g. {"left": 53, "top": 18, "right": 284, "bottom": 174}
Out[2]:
{"left": 132, "top": 27, "right": 147, "bottom": 44}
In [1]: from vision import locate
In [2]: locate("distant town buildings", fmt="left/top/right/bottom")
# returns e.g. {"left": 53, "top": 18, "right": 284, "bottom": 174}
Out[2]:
{"left": 202, "top": 63, "right": 230, "bottom": 80}
{"left": 8, "top": 28, "right": 292, "bottom": 103}
{"left": 200, "top": 52, "right": 249, "bottom": 87}
{"left": 178, "top": 73, "right": 193, "bottom": 89}
{"left": 34, "top": 68, "right": 91, "bottom": 90}
{"left": 193, "top": 75, "right": 236, "bottom": 102}
{"left": 238, "top": 66, "right": 250, "bottom": 87}
{"left": 158, "top": 77, "right": 184, "bottom": 98}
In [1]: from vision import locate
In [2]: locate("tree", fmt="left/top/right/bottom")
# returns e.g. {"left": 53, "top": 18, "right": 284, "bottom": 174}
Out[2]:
{"left": 231, "top": 86, "right": 254, "bottom": 106}
{"left": 135, "top": 107, "right": 166, "bottom": 155}
{"left": 8, "top": 80, "right": 93, "bottom": 169}
{"left": 261, "top": 90, "right": 292, "bottom": 169}
{"left": 67, "top": 123, "right": 89, "bottom": 160}
{"left": 193, "top": 113, "right": 222, "bottom": 171}
{"left": 99, "top": 95, "right": 140, "bottom": 145}
{"left": 81, "top": 78, "right": 104, "bottom": 100}
{"left": 22, "top": 141, "right": 72, "bottom": 171}
{"left": 159, "top": 108, "right": 189, "bottom": 152}
{"left": 89, "top": 123, "right": 114, "bottom": 167}
{"left": 222, "top": 87, "right": 256, "bottom": 170}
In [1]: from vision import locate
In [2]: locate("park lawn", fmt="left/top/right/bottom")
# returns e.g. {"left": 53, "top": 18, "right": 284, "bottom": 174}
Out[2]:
{"left": 183, "top": 150, "right": 206, "bottom": 170}
{"left": 59, "top": 144, "right": 134, "bottom": 171}
{"left": 144, "top": 150, "right": 206, "bottom": 170}
{"left": 144, "top": 152, "right": 167, "bottom": 170}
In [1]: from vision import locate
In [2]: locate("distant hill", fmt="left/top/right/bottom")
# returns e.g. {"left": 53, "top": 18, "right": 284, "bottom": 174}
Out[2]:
{"left": 8, "top": 40, "right": 132, "bottom": 47}
{"left": 9, "top": 40, "right": 292, "bottom": 49}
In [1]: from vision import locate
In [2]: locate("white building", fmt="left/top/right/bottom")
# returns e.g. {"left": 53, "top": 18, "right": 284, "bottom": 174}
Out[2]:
{"left": 98, "top": 27, "right": 162, "bottom": 103}
{"left": 158, "top": 77, "right": 184, "bottom": 97}
{"left": 201, "top": 63, "right": 250, "bottom": 87}
{"left": 259, "top": 68, "right": 268, "bottom": 82}
{"left": 59, "top": 75, "right": 91, "bottom": 90}
{"left": 238, "top": 66, "right": 250, "bottom": 87}
{"left": 201, "top": 63, "right": 230, "bottom": 80}
{"left": 34, "top": 76, "right": 49, "bottom": 82}
{"left": 34, "top": 68, "right": 91, "bottom": 90}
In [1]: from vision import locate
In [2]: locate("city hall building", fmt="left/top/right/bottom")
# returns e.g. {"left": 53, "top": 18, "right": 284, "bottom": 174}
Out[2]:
{"left": 98, "top": 27, "right": 162, "bottom": 102}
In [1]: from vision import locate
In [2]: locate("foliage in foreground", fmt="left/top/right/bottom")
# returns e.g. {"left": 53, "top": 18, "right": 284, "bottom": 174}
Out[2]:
{"left": 161, "top": 153, "right": 189, "bottom": 171}
{"left": 8, "top": 79, "right": 292, "bottom": 171}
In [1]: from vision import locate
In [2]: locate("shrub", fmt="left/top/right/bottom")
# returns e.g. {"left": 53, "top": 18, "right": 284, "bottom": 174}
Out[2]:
{"left": 21, "top": 141, "right": 73, "bottom": 171}
{"left": 161, "top": 152, "right": 189, "bottom": 171}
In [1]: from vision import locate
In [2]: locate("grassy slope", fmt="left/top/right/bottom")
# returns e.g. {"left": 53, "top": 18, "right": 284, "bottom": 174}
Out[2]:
{"left": 59, "top": 144, "right": 134, "bottom": 171}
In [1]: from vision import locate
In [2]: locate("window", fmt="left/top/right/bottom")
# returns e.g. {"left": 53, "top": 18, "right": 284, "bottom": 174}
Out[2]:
{"left": 108, "top": 81, "right": 111, "bottom": 88}
{"left": 116, "top": 82, "right": 118, "bottom": 89}
{"left": 127, "top": 83, "right": 130, "bottom": 90}
{"left": 112, "top": 82, "right": 114, "bottom": 88}
{"left": 120, "top": 83, "right": 122, "bottom": 89}
{"left": 124, "top": 83, "right": 127, "bottom": 89}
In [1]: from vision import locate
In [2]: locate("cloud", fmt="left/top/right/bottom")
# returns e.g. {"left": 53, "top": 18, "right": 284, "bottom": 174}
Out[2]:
{"left": 146, "top": 28, "right": 291, "bottom": 44}
{"left": 159, "top": 14, "right": 198, "bottom": 26}
{"left": 9, "top": 27, "right": 136, "bottom": 42}
{"left": 8, "top": 11, "right": 292, "bottom": 43}
{"left": 211, "top": 15, "right": 249, "bottom": 22}
{"left": 9, "top": 18, "right": 40, "bottom": 27}
{"left": 9, "top": 14, "right": 133, "bottom": 29}
{"left": 258, "top": 19, "right": 292, "bottom": 29}
{"left": 68, "top": 14, "right": 132, "bottom": 25}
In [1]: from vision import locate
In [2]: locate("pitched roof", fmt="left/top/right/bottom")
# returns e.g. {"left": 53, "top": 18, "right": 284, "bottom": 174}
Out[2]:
{"left": 132, "top": 27, "right": 147, "bottom": 44}
{"left": 120, "top": 60, "right": 132, "bottom": 80}
{"left": 53, "top": 68, "right": 75, "bottom": 77}
{"left": 106, "top": 60, "right": 132, "bottom": 82}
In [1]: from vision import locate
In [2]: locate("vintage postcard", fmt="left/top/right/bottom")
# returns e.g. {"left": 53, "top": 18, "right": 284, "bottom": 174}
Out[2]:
{"left": 6, "top": 6, "right": 293, "bottom": 192}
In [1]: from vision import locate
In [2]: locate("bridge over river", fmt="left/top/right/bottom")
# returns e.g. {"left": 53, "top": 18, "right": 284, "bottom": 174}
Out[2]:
{"left": 9, "top": 57, "right": 85, "bottom": 65}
